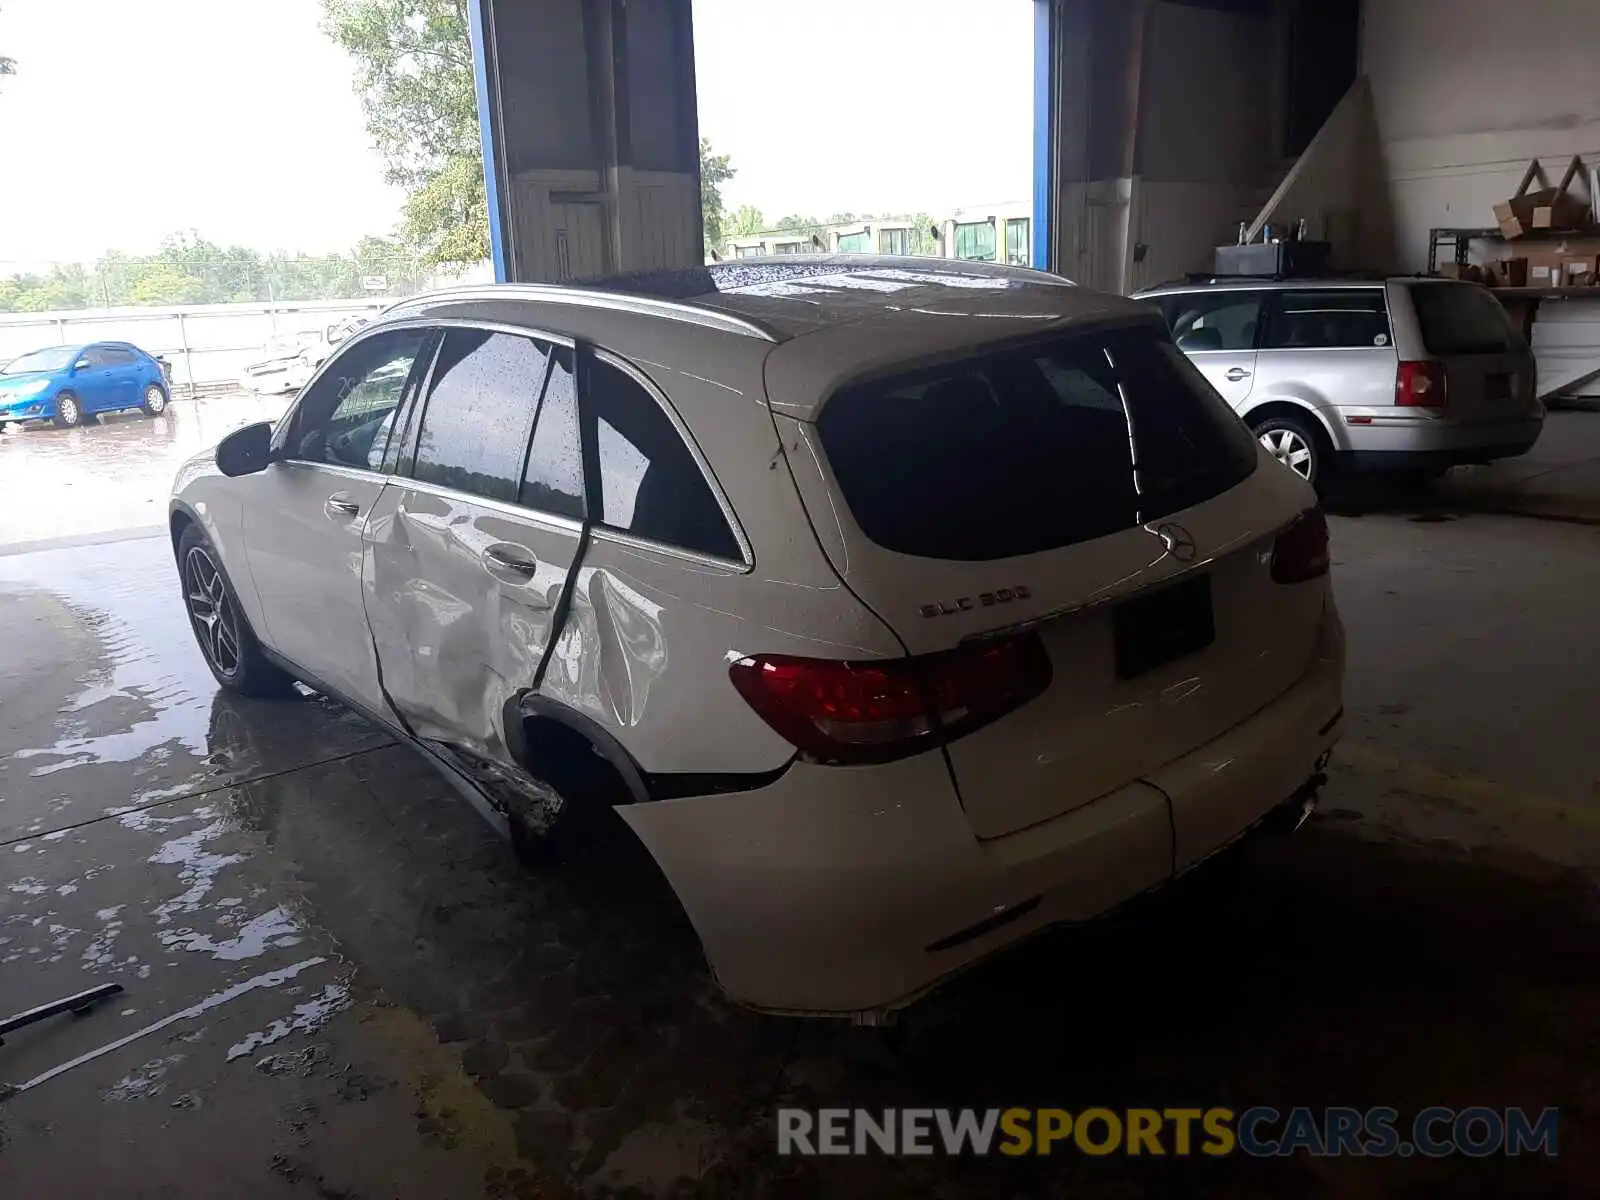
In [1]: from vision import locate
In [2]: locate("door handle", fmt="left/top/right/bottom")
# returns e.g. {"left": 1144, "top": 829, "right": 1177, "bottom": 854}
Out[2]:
{"left": 323, "top": 493, "right": 361, "bottom": 519}
{"left": 481, "top": 545, "right": 538, "bottom": 576}
{"left": 1226, "top": 367, "right": 1253, "bottom": 381}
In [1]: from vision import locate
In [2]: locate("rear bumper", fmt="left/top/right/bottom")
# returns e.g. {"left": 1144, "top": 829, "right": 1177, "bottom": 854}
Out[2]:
{"left": 1336, "top": 412, "right": 1543, "bottom": 472}
{"left": 624, "top": 604, "right": 1346, "bottom": 1018}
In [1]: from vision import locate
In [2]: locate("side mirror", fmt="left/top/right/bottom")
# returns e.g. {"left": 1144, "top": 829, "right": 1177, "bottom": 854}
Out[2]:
{"left": 216, "top": 421, "right": 274, "bottom": 477}
{"left": 73, "top": 358, "right": 91, "bottom": 372}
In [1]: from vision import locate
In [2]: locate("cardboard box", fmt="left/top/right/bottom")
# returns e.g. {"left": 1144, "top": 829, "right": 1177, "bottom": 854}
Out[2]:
{"left": 1563, "top": 255, "right": 1598, "bottom": 285}
{"left": 1499, "top": 257, "right": 1529, "bottom": 287}
{"left": 1529, "top": 263, "right": 1559, "bottom": 287}
{"left": 1492, "top": 157, "right": 1592, "bottom": 238}
{"left": 1534, "top": 197, "right": 1588, "bottom": 231}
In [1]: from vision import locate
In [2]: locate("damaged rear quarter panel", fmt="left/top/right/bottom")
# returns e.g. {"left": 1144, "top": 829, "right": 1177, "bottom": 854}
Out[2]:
{"left": 533, "top": 353, "right": 905, "bottom": 778}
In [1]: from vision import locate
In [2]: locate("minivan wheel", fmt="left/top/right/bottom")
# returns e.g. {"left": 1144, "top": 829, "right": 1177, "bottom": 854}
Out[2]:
{"left": 1252, "top": 412, "right": 1324, "bottom": 485}
{"left": 176, "top": 523, "right": 298, "bottom": 698}
{"left": 52, "top": 392, "right": 83, "bottom": 429}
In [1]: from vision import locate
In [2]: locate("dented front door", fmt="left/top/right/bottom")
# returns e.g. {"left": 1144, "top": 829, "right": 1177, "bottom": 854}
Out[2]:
{"left": 362, "top": 328, "right": 586, "bottom": 764}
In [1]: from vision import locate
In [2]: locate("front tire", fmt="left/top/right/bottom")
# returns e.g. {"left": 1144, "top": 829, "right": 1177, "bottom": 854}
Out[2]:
{"left": 141, "top": 383, "right": 169, "bottom": 416}
{"left": 52, "top": 392, "right": 83, "bottom": 429}
{"left": 176, "top": 523, "right": 298, "bottom": 698}
{"left": 1252, "top": 411, "right": 1327, "bottom": 487}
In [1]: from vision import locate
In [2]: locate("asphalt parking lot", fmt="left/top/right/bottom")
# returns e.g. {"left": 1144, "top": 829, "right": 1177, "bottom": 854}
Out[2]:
{"left": 2, "top": 405, "right": 1598, "bottom": 1197}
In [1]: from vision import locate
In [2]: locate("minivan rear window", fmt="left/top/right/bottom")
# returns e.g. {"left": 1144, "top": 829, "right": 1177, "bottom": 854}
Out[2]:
{"left": 1408, "top": 282, "right": 1524, "bottom": 355}
{"left": 816, "top": 324, "right": 1258, "bottom": 561}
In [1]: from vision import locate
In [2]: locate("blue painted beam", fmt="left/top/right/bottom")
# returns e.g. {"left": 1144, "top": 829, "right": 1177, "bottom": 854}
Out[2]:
{"left": 1032, "top": 0, "right": 1053, "bottom": 272}
{"left": 468, "top": 0, "right": 509, "bottom": 282}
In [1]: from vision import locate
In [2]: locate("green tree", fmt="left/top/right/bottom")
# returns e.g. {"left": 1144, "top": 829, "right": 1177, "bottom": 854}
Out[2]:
{"left": 774, "top": 214, "right": 826, "bottom": 249}
{"left": 700, "top": 138, "right": 735, "bottom": 254}
{"left": 322, "top": 0, "right": 485, "bottom": 267}
{"left": 730, "top": 204, "right": 765, "bottom": 238}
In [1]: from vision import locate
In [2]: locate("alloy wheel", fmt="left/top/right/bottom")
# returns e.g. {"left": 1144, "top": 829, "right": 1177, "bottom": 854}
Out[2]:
{"left": 1259, "top": 427, "right": 1315, "bottom": 480}
{"left": 58, "top": 396, "right": 81, "bottom": 425}
{"left": 183, "top": 546, "right": 241, "bottom": 677}
{"left": 145, "top": 385, "right": 167, "bottom": 414}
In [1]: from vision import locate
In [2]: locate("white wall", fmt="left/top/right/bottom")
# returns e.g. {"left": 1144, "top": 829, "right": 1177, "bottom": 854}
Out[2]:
{"left": 1364, "top": 0, "right": 1600, "bottom": 270}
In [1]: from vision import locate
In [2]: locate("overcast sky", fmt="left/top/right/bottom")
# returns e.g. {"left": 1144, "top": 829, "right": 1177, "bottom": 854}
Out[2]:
{"left": 0, "top": 0, "right": 1033, "bottom": 268}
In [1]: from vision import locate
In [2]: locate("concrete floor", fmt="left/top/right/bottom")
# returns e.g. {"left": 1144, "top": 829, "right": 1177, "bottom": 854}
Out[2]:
{"left": 1, "top": 410, "right": 1598, "bottom": 1197}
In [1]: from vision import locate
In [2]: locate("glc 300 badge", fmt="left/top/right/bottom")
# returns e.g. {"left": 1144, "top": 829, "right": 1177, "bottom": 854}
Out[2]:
{"left": 919, "top": 586, "right": 1032, "bottom": 619}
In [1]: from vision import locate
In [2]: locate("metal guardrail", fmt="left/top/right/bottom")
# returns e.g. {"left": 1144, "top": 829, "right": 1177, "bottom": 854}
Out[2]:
{"left": 0, "top": 299, "right": 391, "bottom": 391}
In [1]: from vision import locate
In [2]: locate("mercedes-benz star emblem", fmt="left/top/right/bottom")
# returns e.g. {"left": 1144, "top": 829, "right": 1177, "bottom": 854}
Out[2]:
{"left": 1153, "top": 522, "right": 1197, "bottom": 563}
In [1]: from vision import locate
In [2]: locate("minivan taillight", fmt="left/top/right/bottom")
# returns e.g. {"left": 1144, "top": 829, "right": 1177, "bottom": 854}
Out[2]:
{"left": 1270, "top": 507, "right": 1330, "bottom": 584}
{"left": 728, "top": 635, "right": 1053, "bottom": 765}
{"left": 1396, "top": 360, "right": 1448, "bottom": 408}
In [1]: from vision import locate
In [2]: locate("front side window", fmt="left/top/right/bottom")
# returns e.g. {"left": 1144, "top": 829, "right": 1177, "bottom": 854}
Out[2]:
{"left": 286, "top": 327, "right": 433, "bottom": 471}
{"left": 412, "top": 328, "right": 551, "bottom": 503}
{"left": 584, "top": 356, "right": 740, "bottom": 561}
{"left": 954, "top": 221, "right": 997, "bottom": 261}
{"left": 1164, "top": 293, "right": 1263, "bottom": 353}
{"left": 1263, "top": 290, "right": 1391, "bottom": 350}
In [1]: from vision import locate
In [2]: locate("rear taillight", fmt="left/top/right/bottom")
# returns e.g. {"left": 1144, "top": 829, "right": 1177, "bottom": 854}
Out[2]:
{"left": 1270, "top": 507, "right": 1330, "bottom": 584}
{"left": 1396, "top": 360, "right": 1448, "bottom": 408}
{"left": 728, "top": 635, "right": 1053, "bottom": 765}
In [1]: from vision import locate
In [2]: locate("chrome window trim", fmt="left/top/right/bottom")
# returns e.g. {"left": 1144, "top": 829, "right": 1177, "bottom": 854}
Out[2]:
{"left": 589, "top": 346, "right": 755, "bottom": 572}
{"left": 395, "top": 475, "right": 586, "bottom": 537}
{"left": 382, "top": 284, "right": 780, "bottom": 343}
{"left": 277, "top": 459, "right": 386, "bottom": 486}
{"left": 588, "top": 525, "right": 749, "bottom": 573}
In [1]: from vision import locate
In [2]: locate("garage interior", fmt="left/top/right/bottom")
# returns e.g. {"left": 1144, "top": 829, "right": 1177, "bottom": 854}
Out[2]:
{"left": 2, "top": 1, "right": 1599, "bottom": 1197}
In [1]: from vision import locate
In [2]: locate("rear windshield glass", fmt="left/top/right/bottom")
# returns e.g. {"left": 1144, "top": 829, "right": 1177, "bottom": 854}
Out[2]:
{"left": 816, "top": 324, "right": 1258, "bottom": 561}
{"left": 1408, "top": 283, "right": 1523, "bottom": 355}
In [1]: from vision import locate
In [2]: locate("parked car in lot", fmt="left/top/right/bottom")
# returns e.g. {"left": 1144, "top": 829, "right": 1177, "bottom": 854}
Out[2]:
{"left": 170, "top": 258, "right": 1344, "bottom": 1017}
{"left": 240, "top": 315, "right": 371, "bottom": 395}
{"left": 0, "top": 341, "right": 171, "bottom": 429}
{"left": 1133, "top": 276, "right": 1543, "bottom": 486}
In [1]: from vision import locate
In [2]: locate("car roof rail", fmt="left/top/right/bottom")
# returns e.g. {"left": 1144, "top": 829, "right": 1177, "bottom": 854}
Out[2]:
{"left": 1166, "top": 267, "right": 1392, "bottom": 287}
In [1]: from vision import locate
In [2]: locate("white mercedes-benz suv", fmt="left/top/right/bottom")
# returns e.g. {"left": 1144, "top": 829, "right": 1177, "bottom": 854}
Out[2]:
{"left": 170, "top": 258, "right": 1344, "bottom": 1019}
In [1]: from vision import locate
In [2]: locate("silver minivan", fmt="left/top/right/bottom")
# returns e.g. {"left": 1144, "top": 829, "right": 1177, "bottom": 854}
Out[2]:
{"left": 1134, "top": 277, "right": 1543, "bottom": 485}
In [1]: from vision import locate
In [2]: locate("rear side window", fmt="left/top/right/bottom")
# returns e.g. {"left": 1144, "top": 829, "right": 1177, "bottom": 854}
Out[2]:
{"left": 585, "top": 356, "right": 741, "bottom": 561}
{"left": 1407, "top": 283, "right": 1523, "bottom": 355}
{"left": 1263, "top": 290, "right": 1391, "bottom": 349}
{"left": 817, "top": 324, "right": 1257, "bottom": 562}
{"left": 412, "top": 329, "right": 549, "bottom": 503}
{"left": 519, "top": 348, "right": 585, "bottom": 521}
{"left": 103, "top": 347, "right": 139, "bottom": 365}
{"left": 1160, "top": 293, "right": 1263, "bottom": 353}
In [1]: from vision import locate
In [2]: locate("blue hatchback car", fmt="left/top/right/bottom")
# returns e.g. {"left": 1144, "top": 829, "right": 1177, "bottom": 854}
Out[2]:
{"left": 0, "top": 342, "right": 171, "bottom": 430}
